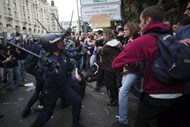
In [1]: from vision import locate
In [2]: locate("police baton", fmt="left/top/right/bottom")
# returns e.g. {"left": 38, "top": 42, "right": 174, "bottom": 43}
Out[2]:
{"left": 7, "top": 41, "right": 41, "bottom": 58}
{"left": 7, "top": 41, "right": 50, "bottom": 64}
{"left": 68, "top": 10, "right": 74, "bottom": 32}
{"left": 36, "top": 18, "right": 49, "bottom": 33}
{"left": 51, "top": 13, "right": 65, "bottom": 32}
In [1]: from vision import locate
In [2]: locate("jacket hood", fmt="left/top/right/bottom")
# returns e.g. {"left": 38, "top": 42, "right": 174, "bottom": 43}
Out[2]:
{"left": 142, "top": 22, "right": 170, "bottom": 35}
{"left": 105, "top": 39, "right": 119, "bottom": 47}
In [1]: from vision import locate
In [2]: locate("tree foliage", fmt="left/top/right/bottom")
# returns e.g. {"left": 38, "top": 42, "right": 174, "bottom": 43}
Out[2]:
{"left": 111, "top": 0, "right": 189, "bottom": 28}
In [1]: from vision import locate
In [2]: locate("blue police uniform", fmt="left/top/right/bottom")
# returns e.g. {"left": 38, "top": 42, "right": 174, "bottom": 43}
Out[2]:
{"left": 32, "top": 52, "right": 82, "bottom": 127}
{"left": 31, "top": 32, "right": 86, "bottom": 127}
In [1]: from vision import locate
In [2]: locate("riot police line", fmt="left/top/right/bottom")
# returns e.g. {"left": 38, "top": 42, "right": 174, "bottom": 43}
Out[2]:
{"left": 5, "top": 29, "right": 87, "bottom": 127}
{"left": 2, "top": 13, "right": 87, "bottom": 126}
{"left": 0, "top": 12, "right": 105, "bottom": 126}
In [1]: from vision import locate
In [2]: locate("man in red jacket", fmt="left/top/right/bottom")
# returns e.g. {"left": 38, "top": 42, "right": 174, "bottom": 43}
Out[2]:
{"left": 112, "top": 6, "right": 189, "bottom": 127}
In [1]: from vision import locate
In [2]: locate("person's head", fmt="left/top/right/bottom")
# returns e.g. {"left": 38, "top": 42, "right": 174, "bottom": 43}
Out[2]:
{"left": 124, "top": 22, "right": 138, "bottom": 38}
{"left": 77, "top": 35, "right": 82, "bottom": 42}
{"left": 163, "top": 20, "right": 170, "bottom": 27}
{"left": 95, "top": 30, "right": 103, "bottom": 38}
{"left": 33, "top": 36, "right": 39, "bottom": 43}
{"left": 117, "top": 27, "right": 124, "bottom": 34}
{"left": 39, "top": 33, "right": 66, "bottom": 53}
{"left": 103, "top": 29, "right": 115, "bottom": 42}
{"left": 65, "top": 31, "right": 71, "bottom": 40}
{"left": 139, "top": 6, "right": 165, "bottom": 32}
{"left": 183, "top": 2, "right": 190, "bottom": 25}
{"left": 172, "top": 22, "right": 180, "bottom": 33}
{"left": 86, "top": 34, "right": 94, "bottom": 42}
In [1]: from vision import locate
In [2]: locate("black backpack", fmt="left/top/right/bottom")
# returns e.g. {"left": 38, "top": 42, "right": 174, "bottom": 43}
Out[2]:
{"left": 24, "top": 43, "right": 42, "bottom": 77}
{"left": 149, "top": 33, "right": 190, "bottom": 84}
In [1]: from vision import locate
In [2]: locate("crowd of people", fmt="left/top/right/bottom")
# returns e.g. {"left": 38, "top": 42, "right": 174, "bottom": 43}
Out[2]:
{"left": 0, "top": 3, "right": 190, "bottom": 127}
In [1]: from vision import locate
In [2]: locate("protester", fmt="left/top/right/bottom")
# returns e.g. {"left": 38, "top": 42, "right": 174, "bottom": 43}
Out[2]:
{"left": 112, "top": 6, "right": 188, "bottom": 127}
{"left": 100, "top": 29, "right": 123, "bottom": 106}
{"left": 3, "top": 44, "right": 19, "bottom": 90}
{"left": 112, "top": 22, "right": 140, "bottom": 127}
{"left": 172, "top": 22, "right": 181, "bottom": 36}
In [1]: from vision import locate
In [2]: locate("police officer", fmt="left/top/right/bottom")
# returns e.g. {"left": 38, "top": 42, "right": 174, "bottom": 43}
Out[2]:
{"left": 31, "top": 33, "right": 86, "bottom": 127}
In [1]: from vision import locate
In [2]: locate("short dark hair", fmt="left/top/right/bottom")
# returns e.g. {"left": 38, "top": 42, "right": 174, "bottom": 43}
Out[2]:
{"left": 97, "top": 30, "right": 103, "bottom": 36}
{"left": 117, "top": 27, "right": 124, "bottom": 32}
{"left": 141, "top": 6, "right": 165, "bottom": 22}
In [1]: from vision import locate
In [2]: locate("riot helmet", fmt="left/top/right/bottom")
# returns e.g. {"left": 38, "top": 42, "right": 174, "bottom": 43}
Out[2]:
{"left": 33, "top": 36, "right": 39, "bottom": 43}
{"left": 15, "top": 36, "right": 22, "bottom": 42}
{"left": 39, "top": 33, "right": 65, "bottom": 52}
{"left": 15, "top": 36, "right": 23, "bottom": 44}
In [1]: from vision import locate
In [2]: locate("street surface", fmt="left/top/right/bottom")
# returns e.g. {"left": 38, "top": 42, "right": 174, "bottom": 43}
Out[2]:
{"left": 0, "top": 74, "right": 139, "bottom": 127}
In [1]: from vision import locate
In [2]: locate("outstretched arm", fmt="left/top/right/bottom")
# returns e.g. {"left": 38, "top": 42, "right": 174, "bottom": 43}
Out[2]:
{"left": 179, "top": 39, "right": 190, "bottom": 46}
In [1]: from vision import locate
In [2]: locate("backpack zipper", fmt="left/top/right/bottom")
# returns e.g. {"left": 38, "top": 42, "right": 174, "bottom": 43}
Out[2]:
{"left": 168, "top": 63, "right": 176, "bottom": 71}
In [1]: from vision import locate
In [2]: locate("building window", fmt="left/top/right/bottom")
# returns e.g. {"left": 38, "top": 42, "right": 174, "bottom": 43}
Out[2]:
{"left": 0, "top": 23, "right": 3, "bottom": 33}
{"left": 24, "top": 14, "right": 26, "bottom": 20}
{"left": 13, "top": 2, "right": 17, "bottom": 10}
{"left": 15, "top": 26, "right": 21, "bottom": 33}
{"left": 23, "top": 6, "right": 25, "bottom": 13}
{"left": 26, "top": 0, "right": 29, "bottom": 7}
{"left": 7, "top": 0, "right": 10, "bottom": 5}
{"left": 4, "top": 7, "right": 7, "bottom": 14}
{"left": 27, "top": 9, "right": 29, "bottom": 15}
{"left": 20, "top": 5, "right": 22, "bottom": 11}
{"left": 14, "top": 11, "right": 18, "bottom": 18}
{"left": 8, "top": 8, "right": 11, "bottom": 16}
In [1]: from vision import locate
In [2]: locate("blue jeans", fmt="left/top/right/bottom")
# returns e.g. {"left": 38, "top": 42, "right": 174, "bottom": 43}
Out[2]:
{"left": 89, "top": 53, "right": 97, "bottom": 67}
{"left": 119, "top": 73, "right": 138, "bottom": 124}
{"left": 77, "top": 55, "right": 84, "bottom": 72}
{"left": 5, "top": 68, "right": 14, "bottom": 88}
{"left": 13, "top": 66, "right": 22, "bottom": 85}
{"left": 18, "top": 60, "right": 26, "bottom": 82}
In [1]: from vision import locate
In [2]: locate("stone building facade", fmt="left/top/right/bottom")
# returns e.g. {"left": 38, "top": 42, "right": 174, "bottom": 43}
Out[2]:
{"left": 0, "top": 0, "right": 60, "bottom": 41}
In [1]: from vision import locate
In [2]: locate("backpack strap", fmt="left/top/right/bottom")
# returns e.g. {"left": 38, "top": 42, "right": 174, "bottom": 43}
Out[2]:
{"left": 139, "top": 63, "right": 144, "bottom": 80}
{"left": 148, "top": 32, "right": 159, "bottom": 37}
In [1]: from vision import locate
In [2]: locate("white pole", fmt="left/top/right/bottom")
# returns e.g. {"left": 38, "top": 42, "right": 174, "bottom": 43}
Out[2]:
{"left": 76, "top": 0, "right": 80, "bottom": 32}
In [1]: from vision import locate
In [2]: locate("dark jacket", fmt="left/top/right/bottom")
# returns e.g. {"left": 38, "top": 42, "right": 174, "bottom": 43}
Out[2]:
{"left": 101, "top": 39, "right": 121, "bottom": 72}
{"left": 4, "top": 47, "right": 18, "bottom": 68}
{"left": 44, "top": 53, "right": 68, "bottom": 89}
